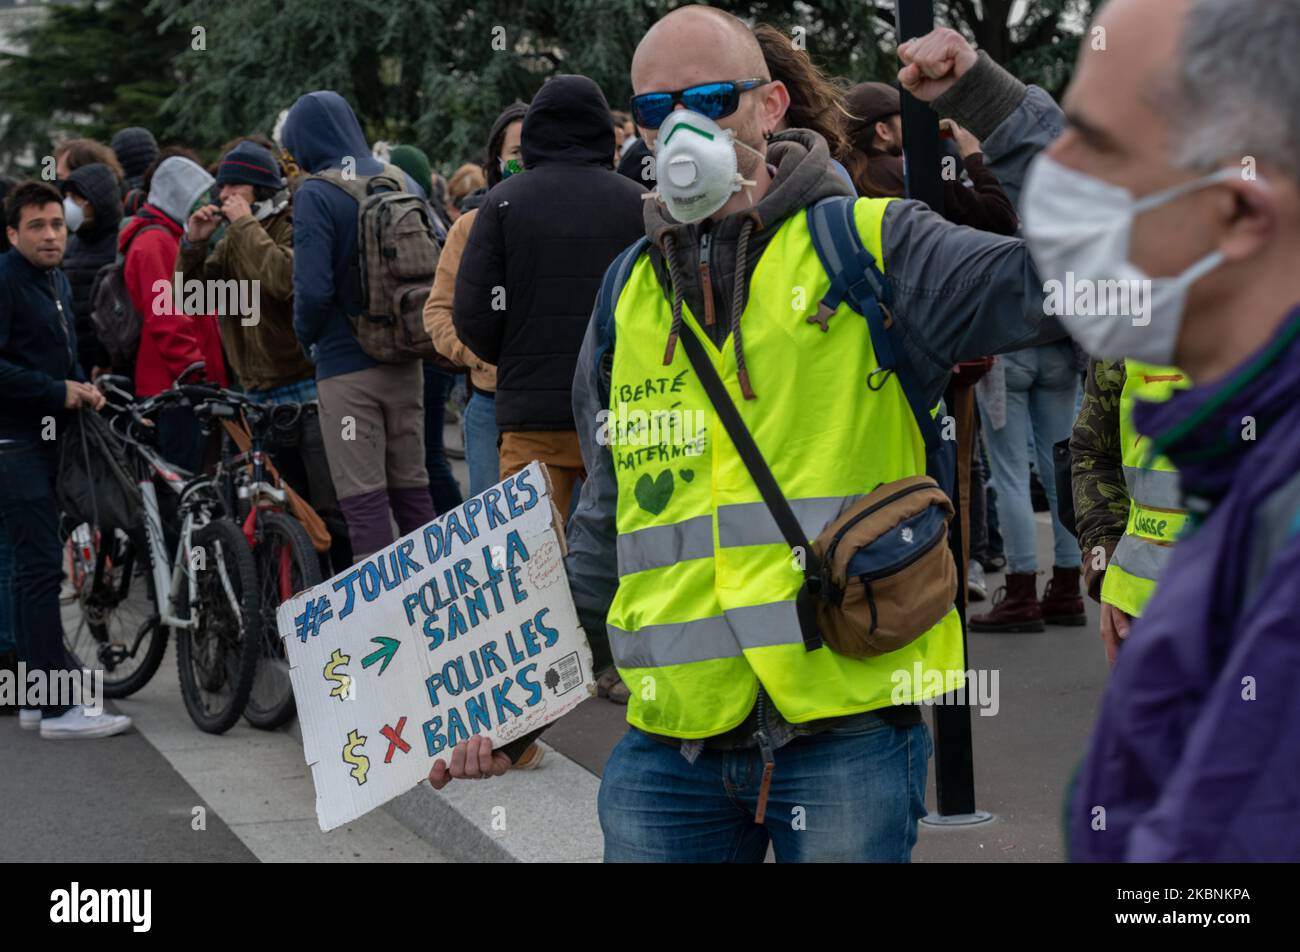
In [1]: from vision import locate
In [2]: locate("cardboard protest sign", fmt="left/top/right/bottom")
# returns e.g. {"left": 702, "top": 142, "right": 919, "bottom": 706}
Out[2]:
{"left": 276, "top": 461, "right": 595, "bottom": 831}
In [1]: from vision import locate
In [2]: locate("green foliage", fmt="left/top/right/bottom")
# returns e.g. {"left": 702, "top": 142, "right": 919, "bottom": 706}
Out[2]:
{"left": 1, "top": 0, "right": 1094, "bottom": 176}
{"left": 0, "top": 0, "right": 193, "bottom": 174}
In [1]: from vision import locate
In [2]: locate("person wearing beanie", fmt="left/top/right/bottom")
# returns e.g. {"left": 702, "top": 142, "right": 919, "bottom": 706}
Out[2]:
{"left": 120, "top": 155, "right": 229, "bottom": 473}
{"left": 176, "top": 138, "right": 352, "bottom": 567}
{"left": 110, "top": 127, "right": 159, "bottom": 191}
{"left": 59, "top": 162, "right": 123, "bottom": 376}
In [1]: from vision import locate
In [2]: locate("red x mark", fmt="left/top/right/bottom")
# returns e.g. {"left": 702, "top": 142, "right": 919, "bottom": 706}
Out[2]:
{"left": 382, "top": 717, "right": 410, "bottom": 763}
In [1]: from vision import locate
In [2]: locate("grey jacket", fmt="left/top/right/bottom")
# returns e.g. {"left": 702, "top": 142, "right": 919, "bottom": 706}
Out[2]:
{"left": 566, "top": 54, "right": 1066, "bottom": 741}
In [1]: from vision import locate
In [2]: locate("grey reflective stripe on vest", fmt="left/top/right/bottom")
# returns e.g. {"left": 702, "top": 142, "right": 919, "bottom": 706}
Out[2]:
{"left": 607, "top": 600, "right": 801, "bottom": 668}
{"left": 1110, "top": 532, "right": 1173, "bottom": 582}
{"left": 717, "top": 496, "right": 860, "bottom": 548}
{"left": 1123, "top": 466, "right": 1183, "bottom": 510}
{"left": 617, "top": 515, "right": 714, "bottom": 577}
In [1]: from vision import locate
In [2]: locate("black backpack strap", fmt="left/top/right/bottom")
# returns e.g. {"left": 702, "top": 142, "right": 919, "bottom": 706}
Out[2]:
{"left": 676, "top": 320, "right": 825, "bottom": 652}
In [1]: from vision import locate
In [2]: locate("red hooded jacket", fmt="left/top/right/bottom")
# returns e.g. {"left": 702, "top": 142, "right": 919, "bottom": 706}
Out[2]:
{"left": 120, "top": 206, "right": 228, "bottom": 396}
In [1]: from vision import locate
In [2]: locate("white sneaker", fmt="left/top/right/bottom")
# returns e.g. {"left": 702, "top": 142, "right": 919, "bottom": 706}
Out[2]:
{"left": 39, "top": 705, "right": 132, "bottom": 740}
{"left": 968, "top": 560, "right": 989, "bottom": 601}
{"left": 18, "top": 709, "right": 41, "bottom": 730}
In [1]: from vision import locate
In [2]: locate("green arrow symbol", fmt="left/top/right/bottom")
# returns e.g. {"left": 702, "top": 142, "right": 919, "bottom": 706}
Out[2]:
{"left": 361, "top": 637, "right": 400, "bottom": 676}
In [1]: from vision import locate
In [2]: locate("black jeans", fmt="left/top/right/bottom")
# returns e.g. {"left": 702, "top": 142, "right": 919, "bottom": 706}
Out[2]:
{"left": 0, "top": 441, "right": 73, "bottom": 716}
{"left": 270, "top": 405, "right": 353, "bottom": 571}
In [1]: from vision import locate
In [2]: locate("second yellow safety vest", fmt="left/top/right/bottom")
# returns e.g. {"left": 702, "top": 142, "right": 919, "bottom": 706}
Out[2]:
{"left": 1100, "top": 360, "right": 1190, "bottom": 617}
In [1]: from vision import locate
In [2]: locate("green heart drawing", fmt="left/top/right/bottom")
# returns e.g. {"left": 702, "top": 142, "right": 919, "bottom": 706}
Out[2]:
{"left": 635, "top": 469, "right": 675, "bottom": 515}
{"left": 679, "top": 469, "right": 695, "bottom": 482}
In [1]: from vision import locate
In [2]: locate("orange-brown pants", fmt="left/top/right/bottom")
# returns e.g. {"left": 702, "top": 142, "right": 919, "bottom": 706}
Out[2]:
{"left": 498, "top": 430, "right": 586, "bottom": 522}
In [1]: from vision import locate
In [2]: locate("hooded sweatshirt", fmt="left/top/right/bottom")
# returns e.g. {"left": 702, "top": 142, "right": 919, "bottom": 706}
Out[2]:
{"left": 452, "top": 74, "right": 645, "bottom": 431}
{"left": 120, "top": 156, "right": 229, "bottom": 395}
{"left": 281, "top": 90, "right": 395, "bottom": 380}
{"left": 61, "top": 161, "right": 123, "bottom": 372}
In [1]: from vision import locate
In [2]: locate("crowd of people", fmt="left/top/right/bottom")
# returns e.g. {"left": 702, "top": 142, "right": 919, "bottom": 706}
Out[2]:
{"left": 1, "top": 0, "right": 1296, "bottom": 862}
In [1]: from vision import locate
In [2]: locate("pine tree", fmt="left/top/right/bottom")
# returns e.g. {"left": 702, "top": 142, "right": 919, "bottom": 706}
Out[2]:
{"left": 0, "top": 0, "right": 193, "bottom": 174}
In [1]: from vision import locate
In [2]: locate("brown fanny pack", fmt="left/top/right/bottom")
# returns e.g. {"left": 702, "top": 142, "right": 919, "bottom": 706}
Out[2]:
{"left": 677, "top": 323, "right": 957, "bottom": 657}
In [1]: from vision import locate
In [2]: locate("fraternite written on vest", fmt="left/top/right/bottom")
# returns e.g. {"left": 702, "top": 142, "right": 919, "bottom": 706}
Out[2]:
{"left": 277, "top": 460, "right": 596, "bottom": 831}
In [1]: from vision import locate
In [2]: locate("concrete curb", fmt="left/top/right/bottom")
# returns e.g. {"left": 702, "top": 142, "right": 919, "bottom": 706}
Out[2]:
{"left": 286, "top": 721, "right": 602, "bottom": 863}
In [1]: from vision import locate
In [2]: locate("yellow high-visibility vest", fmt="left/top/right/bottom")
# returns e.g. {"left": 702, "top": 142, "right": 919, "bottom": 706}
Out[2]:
{"left": 605, "top": 197, "right": 963, "bottom": 738}
{"left": 1100, "top": 360, "right": 1190, "bottom": 617}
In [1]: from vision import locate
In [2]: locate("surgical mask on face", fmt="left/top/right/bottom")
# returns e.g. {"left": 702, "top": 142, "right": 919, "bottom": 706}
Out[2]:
{"left": 1022, "top": 154, "right": 1238, "bottom": 364}
{"left": 499, "top": 157, "right": 522, "bottom": 179}
{"left": 62, "top": 196, "right": 85, "bottom": 234}
{"left": 650, "top": 109, "right": 763, "bottom": 223}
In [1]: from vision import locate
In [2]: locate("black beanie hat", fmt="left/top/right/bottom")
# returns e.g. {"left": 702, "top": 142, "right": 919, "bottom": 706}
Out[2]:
{"left": 110, "top": 127, "right": 159, "bottom": 183}
{"left": 215, "top": 140, "right": 284, "bottom": 191}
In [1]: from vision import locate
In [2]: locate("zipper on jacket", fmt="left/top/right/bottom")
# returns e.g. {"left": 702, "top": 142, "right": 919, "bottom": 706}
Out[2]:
{"left": 48, "top": 271, "right": 74, "bottom": 370}
{"left": 824, "top": 482, "right": 933, "bottom": 566}
{"left": 753, "top": 684, "right": 776, "bottom": 824}
{"left": 698, "top": 226, "right": 716, "bottom": 326}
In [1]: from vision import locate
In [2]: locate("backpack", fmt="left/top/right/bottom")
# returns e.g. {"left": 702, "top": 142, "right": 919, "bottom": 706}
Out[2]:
{"left": 312, "top": 163, "right": 445, "bottom": 364}
{"left": 89, "top": 223, "right": 165, "bottom": 371}
{"left": 593, "top": 196, "right": 954, "bottom": 494}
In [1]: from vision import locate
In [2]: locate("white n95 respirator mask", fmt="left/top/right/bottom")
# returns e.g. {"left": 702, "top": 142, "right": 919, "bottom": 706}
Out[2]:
{"left": 651, "top": 110, "right": 761, "bottom": 224}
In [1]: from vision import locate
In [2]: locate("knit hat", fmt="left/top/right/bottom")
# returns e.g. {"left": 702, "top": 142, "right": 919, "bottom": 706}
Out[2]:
{"left": 215, "top": 140, "right": 284, "bottom": 190}
{"left": 110, "top": 127, "right": 159, "bottom": 185}
{"left": 389, "top": 144, "right": 433, "bottom": 197}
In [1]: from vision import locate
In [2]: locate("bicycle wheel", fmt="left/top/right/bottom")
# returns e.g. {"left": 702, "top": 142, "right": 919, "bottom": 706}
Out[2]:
{"left": 62, "top": 524, "right": 168, "bottom": 698}
{"left": 245, "top": 511, "right": 319, "bottom": 729}
{"left": 175, "top": 519, "right": 262, "bottom": 734}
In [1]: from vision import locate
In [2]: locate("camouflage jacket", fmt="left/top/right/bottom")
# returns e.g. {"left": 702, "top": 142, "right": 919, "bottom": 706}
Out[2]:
{"left": 1070, "top": 359, "right": 1131, "bottom": 599}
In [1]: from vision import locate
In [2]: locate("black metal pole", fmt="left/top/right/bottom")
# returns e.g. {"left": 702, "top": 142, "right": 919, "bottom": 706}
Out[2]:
{"left": 894, "top": 0, "right": 985, "bottom": 824}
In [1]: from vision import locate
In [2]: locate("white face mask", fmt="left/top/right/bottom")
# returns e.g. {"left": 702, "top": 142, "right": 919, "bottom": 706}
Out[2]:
{"left": 651, "top": 109, "right": 762, "bottom": 223}
{"left": 62, "top": 196, "right": 85, "bottom": 234}
{"left": 1022, "top": 154, "right": 1237, "bottom": 364}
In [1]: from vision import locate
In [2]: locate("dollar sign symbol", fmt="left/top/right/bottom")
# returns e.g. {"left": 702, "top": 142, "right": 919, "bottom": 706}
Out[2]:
{"left": 342, "top": 729, "right": 369, "bottom": 785}
{"left": 324, "top": 649, "right": 352, "bottom": 700}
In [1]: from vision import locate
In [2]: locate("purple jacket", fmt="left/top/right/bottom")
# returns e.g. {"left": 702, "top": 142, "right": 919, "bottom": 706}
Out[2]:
{"left": 1070, "top": 305, "right": 1300, "bottom": 861}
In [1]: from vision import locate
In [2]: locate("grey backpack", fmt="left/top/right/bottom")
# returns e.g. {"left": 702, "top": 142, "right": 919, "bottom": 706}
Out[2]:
{"left": 312, "top": 163, "right": 444, "bottom": 363}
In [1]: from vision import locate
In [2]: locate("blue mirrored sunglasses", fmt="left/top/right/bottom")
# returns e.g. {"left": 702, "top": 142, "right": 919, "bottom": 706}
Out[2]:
{"left": 630, "top": 79, "right": 769, "bottom": 129}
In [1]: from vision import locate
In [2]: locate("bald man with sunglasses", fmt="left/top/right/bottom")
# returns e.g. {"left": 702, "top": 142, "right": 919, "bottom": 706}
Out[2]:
{"left": 432, "top": 4, "right": 1066, "bottom": 863}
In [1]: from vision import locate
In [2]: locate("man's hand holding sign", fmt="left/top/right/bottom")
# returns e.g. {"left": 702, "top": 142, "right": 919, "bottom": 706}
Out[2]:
{"left": 277, "top": 460, "right": 594, "bottom": 829}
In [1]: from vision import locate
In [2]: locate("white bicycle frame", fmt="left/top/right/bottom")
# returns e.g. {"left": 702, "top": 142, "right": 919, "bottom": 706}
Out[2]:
{"left": 134, "top": 446, "right": 242, "bottom": 632}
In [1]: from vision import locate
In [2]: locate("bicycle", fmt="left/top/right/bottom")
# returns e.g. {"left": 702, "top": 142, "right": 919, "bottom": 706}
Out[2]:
{"left": 64, "top": 366, "right": 263, "bottom": 733}
{"left": 206, "top": 394, "right": 322, "bottom": 730}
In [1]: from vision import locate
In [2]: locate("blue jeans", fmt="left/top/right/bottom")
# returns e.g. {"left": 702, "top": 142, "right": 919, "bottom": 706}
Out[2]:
{"left": 463, "top": 391, "right": 500, "bottom": 497}
{"left": 980, "top": 343, "right": 1079, "bottom": 574}
{"left": 422, "top": 362, "right": 464, "bottom": 515}
{"left": 599, "top": 714, "right": 931, "bottom": 862}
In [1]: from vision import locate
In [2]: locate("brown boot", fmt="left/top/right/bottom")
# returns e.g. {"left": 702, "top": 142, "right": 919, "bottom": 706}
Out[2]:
{"left": 969, "top": 572, "right": 1044, "bottom": 632}
{"left": 1040, "top": 566, "right": 1087, "bottom": 626}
